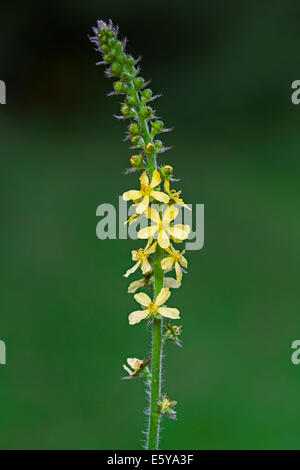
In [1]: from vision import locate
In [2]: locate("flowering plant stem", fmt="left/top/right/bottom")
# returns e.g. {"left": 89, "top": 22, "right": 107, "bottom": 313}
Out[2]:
{"left": 90, "top": 19, "right": 191, "bottom": 450}
{"left": 148, "top": 245, "right": 164, "bottom": 449}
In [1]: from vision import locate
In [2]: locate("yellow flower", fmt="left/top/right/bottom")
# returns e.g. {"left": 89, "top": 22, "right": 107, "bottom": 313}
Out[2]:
{"left": 123, "top": 357, "right": 149, "bottom": 378}
{"left": 161, "top": 245, "right": 188, "bottom": 284}
{"left": 138, "top": 206, "right": 190, "bottom": 249}
{"left": 128, "top": 276, "right": 180, "bottom": 293}
{"left": 123, "top": 357, "right": 143, "bottom": 376}
{"left": 164, "top": 179, "right": 191, "bottom": 210}
{"left": 124, "top": 239, "right": 157, "bottom": 278}
{"left": 123, "top": 170, "right": 169, "bottom": 215}
{"left": 128, "top": 288, "right": 180, "bottom": 325}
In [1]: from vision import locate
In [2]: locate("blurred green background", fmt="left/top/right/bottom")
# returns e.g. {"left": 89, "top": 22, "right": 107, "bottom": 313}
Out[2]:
{"left": 1, "top": 0, "right": 300, "bottom": 449}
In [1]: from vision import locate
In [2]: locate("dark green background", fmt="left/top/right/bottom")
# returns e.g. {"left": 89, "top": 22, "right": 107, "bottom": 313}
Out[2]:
{"left": 1, "top": 0, "right": 300, "bottom": 449}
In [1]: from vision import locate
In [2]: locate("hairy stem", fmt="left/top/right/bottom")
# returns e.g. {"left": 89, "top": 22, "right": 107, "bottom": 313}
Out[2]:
{"left": 147, "top": 244, "right": 164, "bottom": 449}
{"left": 130, "top": 82, "right": 163, "bottom": 449}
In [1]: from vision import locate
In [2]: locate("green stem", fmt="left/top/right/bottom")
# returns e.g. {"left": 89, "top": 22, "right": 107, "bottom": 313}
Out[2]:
{"left": 128, "top": 80, "right": 164, "bottom": 449}
{"left": 147, "top": 244, "right": 164, "bottom": 450}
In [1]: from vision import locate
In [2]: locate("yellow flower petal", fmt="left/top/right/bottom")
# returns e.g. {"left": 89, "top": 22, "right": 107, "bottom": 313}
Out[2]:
{"left": 180, "top": 254, "right": 188, "bottom": 268}
{"left": 175, "top": 261, "right": 182, "bottom": 284}
{"left": 157, "top": 307, "right": 180, "bottom": 319}
{"left": 134, "top": 292, "right": 152, "bottom": 306}
{"left": 140, "top": 171, "right": 149, "bottom": 187}
{"left": 128, "top": 279, "right": 145, "bottom": 293}
{"left": 167, "top": 225, "right": 189, "bottom": 240}
{"left": 164, "top": 277, "right": 181, "bottom": 289}
{"left": 163, "top": 205, "right": 178, "bottom": 223}
{"left": 138, "top": 225, "right": 159, "bottom": 239}
{"left": 164, "top": 179, "right": 170, "bottom": 193}
{"left": 141, "top": 258, "right": 151, "bottom": 274}
{"left": 123, "top": 364, "right": 133, "bottom": 375}
{"left": 145, "top": 241, "right": 157, "bottom": 255}
{"left": 152, "top": 191, "right": 170, "bottom": 204}
{"left": 158, "top": 229, "right": 170, "bottom": 249}
{"left": 161, "top": 256, "right": 174, "bottom": 271}
{"left": 136, "top": 195, "right": 149, "bottom": 214}
{"left": 127, "top": 358, "right": 141, "bottom": 370}
{"left": 175, "top": 224, "right": 191, "bottom": 236}
{"left": 123, "top": 190, "right": 143, "bottom": 201}
{"left": 129, "top": 310, "right": 149, "bottom": 325}
{"left": 124, "top": 261, "right": 140, "bottom": 278}
{"left": 145, "top": 207, "right": 161, "bottom": 224}
{"left": 150, "top": 169, "right": 161, "bottom": 188}
{"left": 155, "top": 287, "right": 171, "bottom": 306}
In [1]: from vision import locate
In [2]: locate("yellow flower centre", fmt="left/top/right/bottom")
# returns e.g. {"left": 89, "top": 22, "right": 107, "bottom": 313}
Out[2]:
{"left": 136, "top": 249, "right": 146, "bottom": 261}
{"left": 140, "top": 184, "right": 152, "bottom": 196}
{"left": 148, "top": 302, "right": 158, "bottom": 314}
{"left": 133, "top": 360, "right": 142, "bottom": 371}
{"left": 161, "top": 398, "right": 172, "bottom": 411}
{"left": 173, "top": 252, "right": 182, "bottom": 263}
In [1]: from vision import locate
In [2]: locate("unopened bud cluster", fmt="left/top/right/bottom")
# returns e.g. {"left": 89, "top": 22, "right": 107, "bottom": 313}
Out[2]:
{"left": 90, "top": 19, "right": 170, "bottom": 173}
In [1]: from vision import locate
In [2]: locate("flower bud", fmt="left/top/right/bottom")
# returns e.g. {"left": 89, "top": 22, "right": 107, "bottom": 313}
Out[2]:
{"left": 121, "top": 104, "right": 136, "bottom": 118}
{"left": 125, "top": 95, "right": 138, "bottom": 108}
{"left": 126, "top": 56, "right": 135, "bottom": 67}
{"left": 154, "top": 140, "right": 163, "bottom": 151}
{"left": 130, "top": 154, "right": 144, "bottom": 168}
{"left": 133, "top": 77, "right": 145, "bottom": 90}
{"left": 156, "top": 394, "right": 177, "bottom": 419}
{"left": 141, "top": 88, "right": 153, "bottom": 103}
{"left": 160, "top": 165, "right": 173, "bottom": 179}
{"left": 128, "top": 123, "right": 140, "bottom": 136}
{"left": 110, "top": 62, "right": 122, "bottom": 76}
{"left": 103, "top": 53, "right": 112, "bottom": 63}
{"left": 117, "top": 54, "right": 127, "bottom": 64}
{"left": 151, "top": 120, "right": 164, "bottom": 135}
{"left": 121, "top": 71, "right": 133, "bottom": 82}
{"left": 113, "top": 81, "right": 126, "bottom": 94}
{"left": 108, "top": 38, "right": 115, "bottom": 47}
{"left": 114, "top": 41, "right": 123, "bottom": 54}
{"left": 145, "top": 142, "right": 155, "bottom": 155}
{"left": 130, "top": 136, "right": 145, "bottom": 147}
{"left": 140, "top": 106, "right": 153, "bottom": 119}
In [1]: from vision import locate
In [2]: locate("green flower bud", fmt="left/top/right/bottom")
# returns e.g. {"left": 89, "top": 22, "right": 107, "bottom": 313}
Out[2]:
{"left": 159, "top": 165, "right": 173, "bottom": 179}
{"left": 103, "top": 54, "right": 113, "bottom": 63}
{"left": 126, "top": 56, "right": 135, "bottom": 67}
{"left": 128, "top": 123, "right": 140, "bottom": 136}
{"left": 145, "top": 142, "right": 155, "bottom": 155}
{"left": 110, "top": 62, "right": 122, "bottom": 76}
{"left": 141, "top": 88, "right": 153, "bottom": 103}
{"left": 140, "top": 106, "right": 153, "bottom": 119}
{"left": 121, "top": 104, "right": 136, "bottom": 118}
{"left": 121, "top": 71, "right": 133, "bottom": 82}
{"left": 113, "top": 81, "right": 127, "bottom": 94}
{"left": 130, "top": 154, "right": 144, "bottom": 168}
{"left": 133, "top": 77, "right": 145, "bottom": 90}
{"left": 117, "top": 54, "right": 127, "bottom": 64}
{"left": 108, "top": 38, "right": 116, "bottom": 47}
{"left": 114, "top": 41, "right": 123, "bottom": 54}
{"left": 154, "top": 139, "right": 163, "bottom": 151}
{"left": 125, "top": 95, "right": 138, "bottom": 107}
{"left": 131, "top": 136, "right": 145, "bottom": 147}
{"left": 151, "top": 120, "right": 164, "bottom": 134}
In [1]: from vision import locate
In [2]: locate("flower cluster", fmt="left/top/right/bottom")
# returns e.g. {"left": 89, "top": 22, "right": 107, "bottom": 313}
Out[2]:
{"left": 90, "top": 19, "right": 192, "bottom": 448}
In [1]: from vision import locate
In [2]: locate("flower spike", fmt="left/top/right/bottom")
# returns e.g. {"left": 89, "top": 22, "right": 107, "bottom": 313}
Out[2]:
{"left": 90, "top": 19, "right": 193, "bottom": 450}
